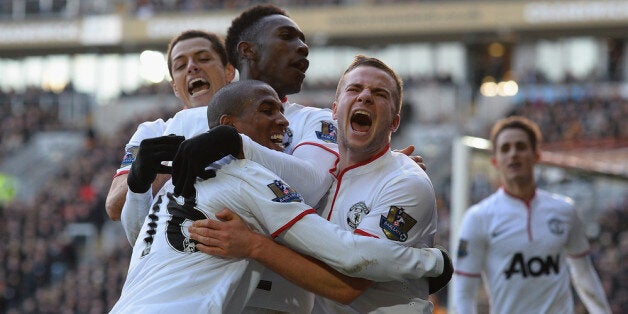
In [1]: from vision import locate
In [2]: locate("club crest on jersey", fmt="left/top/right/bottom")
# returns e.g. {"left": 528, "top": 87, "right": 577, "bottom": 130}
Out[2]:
{"left": 346, "top": 201, "right": 370, "bottom": 229}
{"left": 315, "top": 121, "right": 337, "bottom": 143}
{"left": 283, "top": 127, "right": 293, "bottom": 149}
{"left": 120, "top": 146, "right": 139, "bottom": 168}
{"left": 457, "top": 239, "right": 468, "bottom": 258}
{"left": 267, "top": 180, "right": 303, "bottom": 203}
{"left": 547, "top": 218, "right": 566, "bottom": 235}
{"left": 379, "top": 206, "right": 416, "bottom": 242}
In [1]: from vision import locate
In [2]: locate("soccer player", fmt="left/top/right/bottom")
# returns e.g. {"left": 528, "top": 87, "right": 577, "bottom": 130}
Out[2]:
{"left": 189, "top": 55, "right": 451, "bottom": 313}
{"left": 111, "top": 79, "right": 447, "bottom": 313}
{"left": 171, "top": 4, "right": 337, "bottom": 208}
{"left": 104, "top": 30, "right": 235, "bottom": 221}
{"left": 452, "top": 116, "right": 611, "bottom": 313}
{"left": 167, "top": 7, "right": 340, "bottom": 311}
{"left": 168, "top": 5, "right": 429, "bottom": 312}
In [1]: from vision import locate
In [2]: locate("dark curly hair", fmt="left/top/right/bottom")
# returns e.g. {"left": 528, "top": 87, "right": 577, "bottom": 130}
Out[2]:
{"left": 225, "top": 4, "right": 287, "bottom": 69}
{"left": 166, "top": 30, "right": 228, "bottom": 79}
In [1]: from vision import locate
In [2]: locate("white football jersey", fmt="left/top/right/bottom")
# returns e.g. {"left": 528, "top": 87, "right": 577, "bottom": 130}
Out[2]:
{"left": 115, "top": 118, "right": 170, "bottom": 176}
{"left": 163, "top": 106, "right": 208, "bottom": 139}
{"left": 454, "top": 188, "right": 591, "bottom": 314}
{"left": 281, "top": 100, "right": 338, "bottom": 155}
{"left": 314, "top": 148, "right": 438, "bottom": 313}
{"left": 246, "top": 100, "right": 338, "bottom": 313}
{"left": 112, "top": 157, "right": 316, "bottom": 313}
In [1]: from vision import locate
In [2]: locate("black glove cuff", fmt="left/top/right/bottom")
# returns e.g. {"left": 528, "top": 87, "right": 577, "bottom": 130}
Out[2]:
{"left": 209, "top": 125, "right": 243, "bottom": 157}
{"left": 127, "top": 167, "right": 152, "bottom": 194}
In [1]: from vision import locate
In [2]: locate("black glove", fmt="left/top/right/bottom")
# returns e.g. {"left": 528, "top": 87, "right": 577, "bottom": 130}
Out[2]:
{"left": 429, "top": 246, "right": 454, "bottom": 294}
{"left": 172, "top": 125, "right": 242, "bottom": 199}
{"left": 127, "top": 135, "right": 185, "bottom": 193}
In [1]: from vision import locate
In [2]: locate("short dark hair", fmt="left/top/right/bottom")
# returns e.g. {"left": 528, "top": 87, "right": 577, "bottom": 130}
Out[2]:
{"left": 489, "top": 116, "right": 542, "bottom": 153}
{"left": 166, "top": 30, "right": 228, "bottom": 79}
{"left": 207, "top": 80, "right": 268, "bottom": 129}
{"left": 225, "top": 4, "right": 287, "bottom": 69}
{"left": 335, "top": 54, "right": 403, "bottom": 115}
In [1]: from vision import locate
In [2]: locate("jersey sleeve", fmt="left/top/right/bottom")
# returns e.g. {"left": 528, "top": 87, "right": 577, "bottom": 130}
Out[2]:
{"left": 239, "top": 176, "right": 317, "bottom": 237}
{"left": 120, "top": 190, "right": 153, "bottom": 245}
{"left": 115, "top": 119, "right": 167, "bottom": 176}
{"left": 565, "top": 205, "right": 591, "bottom": 256}
{"left": 290, "top": 108, "right": 338, "bottom": 153}
{"left": 453, "top": 274, "right": 482, "bottom": 314}
{"left": 355, "top": 173, "right": 437, "bottom": 248}
{"left": 163, "top": 107, "right": 208, "bottom": 139}
{"left": 454, "top": 205, "right": 488, "bottom": 276}
{"left": 199, "top": 161, "right": 317, "bottom": 237}
{"left": 278, "top": 213, "right": 444, "bottom": 282}
{"left": 241, "top": 134, "right": 337, "bottom": 207}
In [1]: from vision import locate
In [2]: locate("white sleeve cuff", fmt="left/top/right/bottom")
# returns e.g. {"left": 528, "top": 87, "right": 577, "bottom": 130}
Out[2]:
{"left": 121, "top": 190, "right": 152, "bottom": 246}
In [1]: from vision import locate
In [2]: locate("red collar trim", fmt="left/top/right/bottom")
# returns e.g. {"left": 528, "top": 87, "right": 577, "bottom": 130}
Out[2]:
{"left": 501, "top": 186, "right": 535, "bottom": 207}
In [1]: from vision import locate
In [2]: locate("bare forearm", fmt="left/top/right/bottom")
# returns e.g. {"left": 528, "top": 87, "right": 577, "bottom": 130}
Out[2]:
{"left": 152, "top": 174, "right": 171, "bottom": 196}
{"left": 105, "top": 175, "right": 128, "bottom": 221}
{"left": 248, "top": 233, "right": 370, "bottom": 304}
{"left": 105, "top": 174, "right": 169, "bottom": 221}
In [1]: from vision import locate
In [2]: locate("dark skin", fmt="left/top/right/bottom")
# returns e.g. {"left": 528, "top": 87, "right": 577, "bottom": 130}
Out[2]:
{"left": 236, "top": 14, "right": 309, "bottom": 99}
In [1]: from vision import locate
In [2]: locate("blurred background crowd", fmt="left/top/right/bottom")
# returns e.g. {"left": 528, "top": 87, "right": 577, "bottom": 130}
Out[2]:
{"left": 0, "top": 0, "right": 626, "bottom": 313}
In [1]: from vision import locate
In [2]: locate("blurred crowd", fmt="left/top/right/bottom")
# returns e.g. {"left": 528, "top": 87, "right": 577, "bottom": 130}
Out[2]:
{"left": 0, "top": 95, "right": 176, "bottom": 312}
{"left": 0, "top": 88, "right": 64, "bottom": 160}
{"left": 509, "top": 95, "right": 627, "bottom": 146}
{"left": 0, "top": 0, "right": 421, "bottom": 19}
{"left": 0, "top": 84, "right": 625, "bottom": 313}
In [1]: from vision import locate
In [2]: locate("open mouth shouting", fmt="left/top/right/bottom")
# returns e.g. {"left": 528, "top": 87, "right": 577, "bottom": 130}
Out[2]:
{"left": 350, "top": 110, "right": 372, "bottom": 133}
{"left": 188, "top": 78, "right": 211, "bottom": 97}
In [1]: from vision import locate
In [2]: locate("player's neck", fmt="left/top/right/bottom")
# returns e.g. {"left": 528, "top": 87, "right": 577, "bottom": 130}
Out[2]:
{"left": 502, "top": 180, "right": 536, "bottom": 203}
{"left": 336, "top": 144, "right": 387, "bottom": 174}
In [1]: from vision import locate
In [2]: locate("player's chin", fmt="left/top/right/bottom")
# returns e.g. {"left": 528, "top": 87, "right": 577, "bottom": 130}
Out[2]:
{"left": 268, "top": 141, "right": 285, "bottom": 152}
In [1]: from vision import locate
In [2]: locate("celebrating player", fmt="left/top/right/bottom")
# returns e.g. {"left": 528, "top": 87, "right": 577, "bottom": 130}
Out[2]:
{"left": 189, "top": 55, "right": 452, "bottom": 313}
{"left": 171, "top": 4, "right": 338, "bottom": 208}
{"left": 452, "top": 116, "right": 611, "bottom": 313}
{"left": 111, "top": 79, "right": 447, "bottom": 313}
{"left": 104, "top": 30, "right": 235, "bottom": 221}
{"left": 167, "top": 5, "right": 430, "bottom": 312}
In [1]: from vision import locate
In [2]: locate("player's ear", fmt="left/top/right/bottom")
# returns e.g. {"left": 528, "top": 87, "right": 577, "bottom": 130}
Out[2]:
{"left": 220, "top": 114, "right": 234, "bottom": 127}
{"left": 332, "top": 101, "right": 338, "bottom": 119}
{"left": 238, "top": 41, "right": 256, "bottom": 62}
{"left": 171, "top": 80, "right": 181, "bottom": 99}
{"left": 390, "top": 113, "right": 400, "bottom": 132}
{"left": 224, "top": 63, "right": 236, "bottom": 83}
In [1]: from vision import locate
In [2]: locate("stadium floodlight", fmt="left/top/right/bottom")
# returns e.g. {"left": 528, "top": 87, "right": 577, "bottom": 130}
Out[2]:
{"left": 139, "top": 50, "right": 168, "bottom": 84}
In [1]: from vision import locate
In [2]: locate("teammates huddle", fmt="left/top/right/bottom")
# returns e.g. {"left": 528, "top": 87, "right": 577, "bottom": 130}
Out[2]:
{"left": 105, "top": 4, "right": 611, "bottom": 314}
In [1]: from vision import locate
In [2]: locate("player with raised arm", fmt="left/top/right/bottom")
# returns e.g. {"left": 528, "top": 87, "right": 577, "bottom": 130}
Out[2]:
{"left": 104, "top": 30, "right": 235, "bottom": 221}
{"left": 453, "top": 116, "right": 611, "bottom": 314}
{"left": 111, "top": 80, "right": 447, "bottom": 313}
